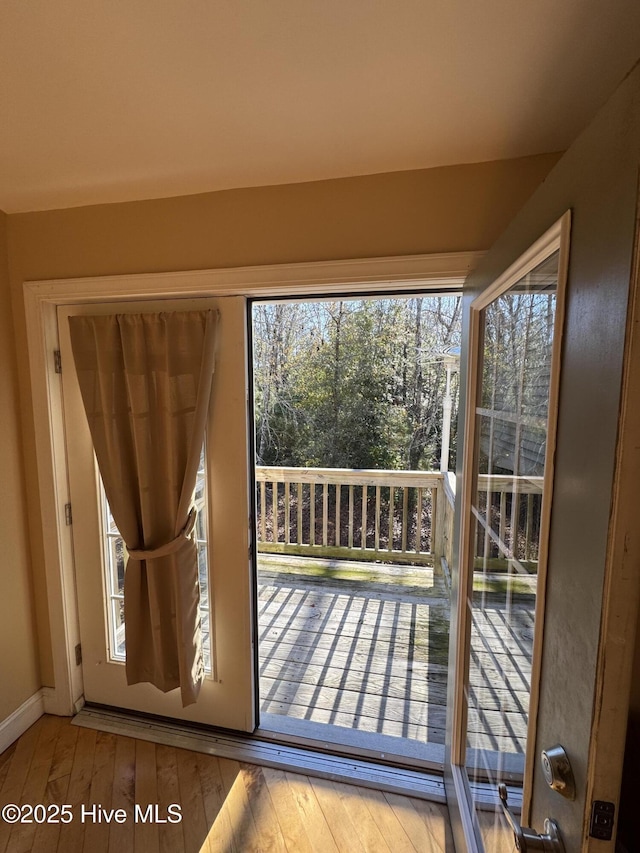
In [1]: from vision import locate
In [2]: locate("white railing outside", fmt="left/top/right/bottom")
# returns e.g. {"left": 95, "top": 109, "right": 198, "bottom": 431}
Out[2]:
{"left": 256, "top": 466, "right": 544, "bottom": 569}
{"left": 256, "top": 466, "right": 442, "bottom": 565}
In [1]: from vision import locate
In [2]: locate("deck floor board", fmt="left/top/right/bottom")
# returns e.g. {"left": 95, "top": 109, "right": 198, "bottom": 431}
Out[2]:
{"left": 258, "top": 555, "right": 534, "bottom": 756}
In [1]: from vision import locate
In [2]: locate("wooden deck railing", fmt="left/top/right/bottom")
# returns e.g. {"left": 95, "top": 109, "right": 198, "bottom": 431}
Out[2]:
{"left": 255, "top": 466, "right": 544, "bottom": 569}
{"left": 474, "top": 474, "right": 544, "bottom": 569}
{"left": 440, "top": 472, "right": 544, "bottom": 571}
{"left": 256, "top": 466, "right": 442, "bottom": 565}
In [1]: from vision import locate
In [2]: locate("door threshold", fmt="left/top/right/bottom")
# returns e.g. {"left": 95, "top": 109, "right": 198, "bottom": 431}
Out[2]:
{"left": 73, "top": 706, "right": 446, "bottom": 803}
{"left": 258, "top": 711, "right": 444, "bottom": 773}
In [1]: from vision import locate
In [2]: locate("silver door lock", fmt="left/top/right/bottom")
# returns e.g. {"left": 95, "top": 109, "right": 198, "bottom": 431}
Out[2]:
{"left": 541, "top": 745, "right": 575, "bottom": 800}
{"left": 498, "top": 784, "right": 565, "bottom": 852}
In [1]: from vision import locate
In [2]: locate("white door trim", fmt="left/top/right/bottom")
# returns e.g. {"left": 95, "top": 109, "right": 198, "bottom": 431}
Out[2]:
{"left": 23, "top": 251, "right": 480, "bottom": 716}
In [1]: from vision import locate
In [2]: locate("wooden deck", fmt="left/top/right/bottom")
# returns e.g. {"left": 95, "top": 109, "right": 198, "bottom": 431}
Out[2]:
{"left": 258, "top": 555, "right": 534, "bottom": 757}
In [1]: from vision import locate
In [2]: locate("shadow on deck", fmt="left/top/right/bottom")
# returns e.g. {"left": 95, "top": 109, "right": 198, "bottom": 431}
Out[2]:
{"left": 257, "top": 553, "right": 534, "bottom": 759}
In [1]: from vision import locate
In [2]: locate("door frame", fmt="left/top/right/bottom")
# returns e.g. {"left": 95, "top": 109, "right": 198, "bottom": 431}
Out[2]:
{"left": 23, "top": 251, "right": 480, "bottom": 717}
{"left": 583, "top": 212, "right": 640, "bottom": 851}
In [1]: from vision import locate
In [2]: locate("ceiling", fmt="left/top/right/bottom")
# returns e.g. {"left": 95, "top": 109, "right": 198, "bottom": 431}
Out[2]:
{"left": 1, "top": 1, "right": 639, "bottom": 214}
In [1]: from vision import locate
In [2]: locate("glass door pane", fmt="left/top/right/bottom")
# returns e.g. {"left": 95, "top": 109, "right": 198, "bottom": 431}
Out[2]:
{"left": 463, "top": 249, "right": 562, "bottom": 841}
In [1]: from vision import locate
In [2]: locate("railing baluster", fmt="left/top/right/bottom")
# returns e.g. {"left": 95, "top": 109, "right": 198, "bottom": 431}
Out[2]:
{"left": 362, "top": 485, "right": 368, "bottom": 549}
{"left": 260, "top": 480, "right": 266, "bottom": 543}
{"left": 499, "top": 490, "right": 507, "bottom": 550}
{"left": 416, "top": 487, "right": 423, "bottom": 553}
{"left": 348, "top": 485, "right": 354, "bottom": 549}
{"left": 375, "top": 485, "right": 381, "bottom": 551}
{"left": 483, "top": 487, "right": 492, "bottom": 562}
{"left": 401, "top": 487, "right": 408, "bottom": 552}
{"left": 512, "top": 492, "right": 521, "bottom": 561}
{"left": 335, "top": 484, "right": 341, "bottom": 547}
{"left": 284, "top": 481, "right": 290, "bottom": 544}
{"left": 310, "top": 482, "right": 316, "bottom": 546}
{"left": 323, "top": 483, "right": 328, "bottom": 546}
{"left": 525, "top": 493, "right": 533, "bottom": 560}
{"left": 297, "top": 482, "right": 303, "bottom": 545}
{"left": 388, "top": 487, "right": 394, "bottom": 551}
{"left": 273, "top": 481, "right": 278, "bottom": 542}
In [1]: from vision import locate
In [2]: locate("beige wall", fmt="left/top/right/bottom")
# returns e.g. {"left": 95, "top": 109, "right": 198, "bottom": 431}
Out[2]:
{"left": 0, "top": 211, "right": 41, "bottom": 720}
{"left": 5, "top": 152, "right": 559, "bottom": 690}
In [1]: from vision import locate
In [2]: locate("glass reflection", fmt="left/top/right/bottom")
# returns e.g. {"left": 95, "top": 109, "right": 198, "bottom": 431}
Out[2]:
{"left": 466, "top": 252, "right": 559, "bottom": 810}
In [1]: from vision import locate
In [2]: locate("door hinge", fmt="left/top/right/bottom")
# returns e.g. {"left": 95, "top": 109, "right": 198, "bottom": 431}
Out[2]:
{"left": 54, "top": 350, "right": 62, "bottom": 373}
{"left": 75, "top": 643, "right": 82, "bottom": 666}
{"left": 65, "top": 503, "right": 73, "bottom": 525}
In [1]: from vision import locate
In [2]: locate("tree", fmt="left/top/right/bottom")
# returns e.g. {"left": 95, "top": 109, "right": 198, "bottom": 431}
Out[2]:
{"left": 252, "top": 295, "right": 462, "bottom": 471}
{"left": 252, "top": 302, "right": 311, "bottom": 465}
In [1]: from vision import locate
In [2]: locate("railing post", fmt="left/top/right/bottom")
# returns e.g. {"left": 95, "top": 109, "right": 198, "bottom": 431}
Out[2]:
{"left": 444, "top": 472, "right": 456, "bottom": 569}
{"left": 432, "top": 475, "right": 445, "bottom": 560}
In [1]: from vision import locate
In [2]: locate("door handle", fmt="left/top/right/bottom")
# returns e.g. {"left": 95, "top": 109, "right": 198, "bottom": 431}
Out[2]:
{"left": 498, "top": 784, "right": 565, "bottom": 852}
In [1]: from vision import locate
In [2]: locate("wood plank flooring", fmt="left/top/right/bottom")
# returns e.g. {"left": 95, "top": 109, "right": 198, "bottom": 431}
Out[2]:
{"left": 477, "top": 810, "right": 517, "bottom": 853}
{"left": 0, "top": 716, "right": 454, "bottom": 853}
{"left": 258, "top": 555, "right": 534, "bottom": 755}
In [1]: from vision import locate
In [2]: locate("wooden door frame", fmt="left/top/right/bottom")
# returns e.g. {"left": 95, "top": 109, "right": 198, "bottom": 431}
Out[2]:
{"left": 583, "top": 209, "right": 640, "bottom": 850}
{"left": 23, "top": 251, "right": 479, "bottom": 717}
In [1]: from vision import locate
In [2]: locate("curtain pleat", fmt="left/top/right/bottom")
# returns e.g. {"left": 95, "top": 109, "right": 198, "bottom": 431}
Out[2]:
{"left": 69, "top": 310, "right": 218, "bottom": 706}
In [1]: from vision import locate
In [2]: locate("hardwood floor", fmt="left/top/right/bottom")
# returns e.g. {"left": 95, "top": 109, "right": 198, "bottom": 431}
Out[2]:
{"left": 0, "top": 715, "right": 454, "bottom": 852}
{"left": 477, "top": 811, "right": 517, "bottom": 853}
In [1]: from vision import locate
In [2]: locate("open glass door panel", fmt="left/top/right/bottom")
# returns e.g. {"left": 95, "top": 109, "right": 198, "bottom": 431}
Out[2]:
{"left": 451, "top": 215, "right": 569, "bottom": 851}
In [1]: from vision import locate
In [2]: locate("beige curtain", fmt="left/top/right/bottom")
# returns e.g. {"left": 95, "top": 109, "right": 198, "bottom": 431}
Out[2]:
{"left": 69, "top": 310, "right": 218, "bottom": 706}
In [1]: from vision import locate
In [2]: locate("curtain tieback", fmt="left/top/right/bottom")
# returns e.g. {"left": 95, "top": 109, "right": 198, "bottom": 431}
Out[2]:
{"left": 128, "top": 506, "right": 198, "bottom": 561}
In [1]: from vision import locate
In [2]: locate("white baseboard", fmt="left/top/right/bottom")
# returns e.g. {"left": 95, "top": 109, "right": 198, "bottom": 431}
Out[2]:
{"left": 0, "top": 689, "right": 47, "bottom": 754}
